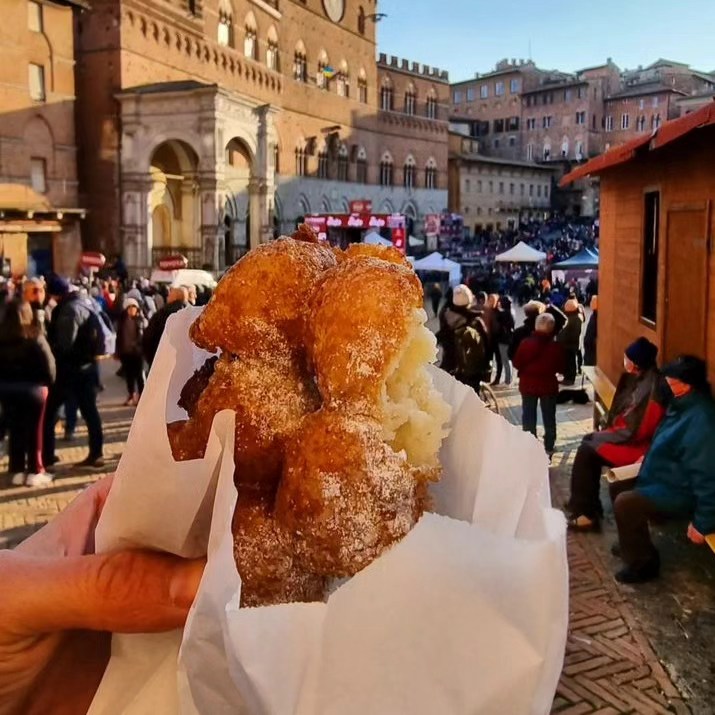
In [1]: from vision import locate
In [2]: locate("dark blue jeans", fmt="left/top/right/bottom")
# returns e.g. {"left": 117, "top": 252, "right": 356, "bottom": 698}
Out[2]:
{"left": 521, "top": 394, "right": 557, "bottom": 453}
{"left": 44, "top": 366, "right": 104, "bottom": 462}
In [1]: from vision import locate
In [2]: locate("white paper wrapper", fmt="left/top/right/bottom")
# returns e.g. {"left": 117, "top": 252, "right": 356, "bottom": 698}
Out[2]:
{"left": 90, "top": 306, "right": 568, "bottom": 715}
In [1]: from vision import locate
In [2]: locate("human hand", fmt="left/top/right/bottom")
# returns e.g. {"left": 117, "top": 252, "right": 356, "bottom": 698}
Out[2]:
{"left": 0, "top": 477, "right": 205, "bottom": 715}
{"left": 687, "top": 522, "right": 706, "bottom": 545}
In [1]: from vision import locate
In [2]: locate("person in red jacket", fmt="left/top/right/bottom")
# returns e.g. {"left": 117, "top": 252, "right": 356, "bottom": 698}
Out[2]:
{"left": 565, "top": 337, "right": 666, "bottom": 531}
{"left": 513, "top": 312, "right": 566, "bottom": 459}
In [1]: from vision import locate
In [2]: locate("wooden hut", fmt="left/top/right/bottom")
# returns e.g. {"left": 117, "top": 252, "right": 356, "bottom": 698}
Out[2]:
{"left": 561, "top": 103, "right": 715, "bottom": 386}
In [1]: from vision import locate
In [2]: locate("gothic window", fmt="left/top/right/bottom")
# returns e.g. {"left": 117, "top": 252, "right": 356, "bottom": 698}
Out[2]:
{"left": 358, "top": 70, "right": 368, "bottom": 103}
{"left": 293, "top": 42, "right": 307, "bottom": 82}
{"left": 217, "top": 0, "right": 233, "bottom": 47}
{"left": 356, "top": 146, "right": 368, "bottom": 183}
{"left": 404, "top": 85, "right": 416, "bottom": 115}
{"left": 379, "top": 153, "right": 394, "bottom": 186}
{"left": 295, "top": 146, "right": 307, "bottom": 176}
{"left": 337, "top": 144, "right": 349, "bottom": 181}
{"left": 266, "top": 26, "right": 279, "bottom": 70}
{"left": 424, "top": 158, "right": 437, "bottom": 189}
{"left": 380, "top": 82, "right": 394, "bottom": 111}
{"left": 318, "top": 148, "right": 329, "bottom": 178}
{"left": 403, "top": 156, "right": 416, "bottom": 188}
{"left": 426, "top": 92, "right": 437, "bottom": 119}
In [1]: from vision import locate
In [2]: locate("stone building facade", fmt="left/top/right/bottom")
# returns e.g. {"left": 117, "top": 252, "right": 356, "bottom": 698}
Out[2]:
{"left": 75, "top": 0, "right": 449, "bottom": 273}
{"left": 447, "top": 131, "right": 555, "bottom": 233}
{"left": 0, "top": 0, "right": 86, "bottom": 277}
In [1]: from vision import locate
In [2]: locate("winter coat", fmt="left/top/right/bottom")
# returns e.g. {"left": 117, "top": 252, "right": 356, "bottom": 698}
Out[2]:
{"left": 557, "top": 311, "right": 584, "bottom": 351}
{"left": 116, "top": 311, "right": 147, "bottom": 358}
{"left": 0, "top": 334, "right": 55, "bottom": 387}
{"left": 583, "top": 311, "right": 597, "bottom": 366}
{"left": 635, "top": 390, "right": 715, "bottom": 534}
{"left": 47, "top": 292, "right": 106, "bottom": 372}
{"left": 142, "top": 301, "right": 187, "bottom": 365}
{"left": 512, "top": 332, "right": 566, "bottom": 397}
{"left": 438, "top": 305, "right": 480, "bottom": 374}
{"left": 509, "top": 317, "right": 536, "bottom": 361}
{"left": 583, "top": 368, "right": 666, "bottom": 466}
{"left": 495, "top": 308, "right": 515, "bottom": 345}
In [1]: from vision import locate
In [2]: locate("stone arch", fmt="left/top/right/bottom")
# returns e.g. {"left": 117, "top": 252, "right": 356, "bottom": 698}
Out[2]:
{"left": 378, "top": 198, "right": 395, "bottom": 214}
{"left": 297, "top": 194, "right": 311, "bottom": 217}
{"left": 148, "top": 139, "right": 201, "bottom": 258}
{"left": 222, "top": 137, "right": 255, "bottom": 262}
{"left": 320, "top": 195, "right": 331, "bottom": 213}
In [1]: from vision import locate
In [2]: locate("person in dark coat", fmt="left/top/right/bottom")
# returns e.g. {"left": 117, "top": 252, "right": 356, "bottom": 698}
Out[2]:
{"left": 0, "top": 300, "right": 56, "bottom": 486}
{"left": 439, "top": 285, "right": 490, "bottom": 387}
{"left": 565, "top": 338, "right": 665, "bottom": 531}
{"left": 428, "top": 283, "right": 442, "bottom": 317}
{"left": 493, "top": 295, "right": 515, "bottom": 385}
{"left": 583, "top": 295, "right": 598, "bottom": 367}
{"left": 557, "top": 298, "right": 584, "bottom": 385}
{"left": 612, "top": 356, "right": 715, "bottom": 583}
{"left": 43, "top": 277, "right": 106, "bottom": 470}
{"left": 142, "top": 287, "right": 189, "bottom": 367}
{"left": 512, "top": 313, "right": 566, "bottom": 458}
{"left": 116, "top": 298, "right": 147, "bottom": 406}
{"left": 509, "top": 300, "right": 545, "bottom": 362}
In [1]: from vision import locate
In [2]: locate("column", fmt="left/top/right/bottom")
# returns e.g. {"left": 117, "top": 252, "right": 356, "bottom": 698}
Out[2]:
{"left": 250, "top": 104, "right": 278, "bottom": 248}
{"left": 120, "top": 175, "right": 153, "bottom": 274}
{"left": 199, "top": 177, "right": 221, "bottom": 269}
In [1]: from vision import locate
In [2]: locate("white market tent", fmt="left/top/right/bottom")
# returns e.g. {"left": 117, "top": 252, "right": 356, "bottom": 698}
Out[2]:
{"left": 408, "top": 234, "right": 425, "bottom": 248}
{"left": 494, "top": 241, "right": 547, "bottom": 263}
{"left": 412, "top": 251, "right": 462, "bottom": 287}
{"left": 363, "top": 231, "right": 392, "bottom": 247}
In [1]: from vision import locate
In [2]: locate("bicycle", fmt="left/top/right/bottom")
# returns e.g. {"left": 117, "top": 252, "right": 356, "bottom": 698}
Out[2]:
{"left": 477, "top": 381, "right": 500, "bottom": 415}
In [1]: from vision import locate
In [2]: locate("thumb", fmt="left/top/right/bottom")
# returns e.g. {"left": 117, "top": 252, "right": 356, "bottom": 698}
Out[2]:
{"left": 0, "top": 550, "right": 205, "bottom": 636}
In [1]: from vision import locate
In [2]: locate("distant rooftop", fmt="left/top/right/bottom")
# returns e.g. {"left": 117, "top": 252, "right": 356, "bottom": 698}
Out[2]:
{"left": 377, "top": 54, "right": 448, "bottom": 82}
{"left": 607, "top": 82, "right": 686, "bottom": 100}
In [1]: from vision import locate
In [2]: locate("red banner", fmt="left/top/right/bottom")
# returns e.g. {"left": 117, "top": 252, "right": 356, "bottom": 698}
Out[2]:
{"left": 79, "top": 252, "right": 106, "bottom": 269}
{"left": 424, "top": 214, "right": 440, "bottom": 237}
{"left": 158, "top": 254, "right": 189, "bottom": 271}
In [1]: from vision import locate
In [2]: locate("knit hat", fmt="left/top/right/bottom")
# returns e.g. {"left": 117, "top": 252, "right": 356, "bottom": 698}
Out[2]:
{"left": 661, "top": 355, "right": 709, "bottom": 391}
{"left": 47, "top": 275, "right": 70, "bottom": 297}
{"left": 624, "top": 337, "right": 658, "bottom": 370}
{"left": 452, "top": 284, "right": 474, "bottom": 308}
{"left": 124, "top": 297, "right": 141, "bottom": 310}
{"left": 564, "top": 298, "right": 579, "bottom": 313}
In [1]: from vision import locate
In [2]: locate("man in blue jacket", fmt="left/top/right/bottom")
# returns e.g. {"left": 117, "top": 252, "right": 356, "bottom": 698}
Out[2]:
{"left": 613, "top": 355, "right": 715, "bottom": 583}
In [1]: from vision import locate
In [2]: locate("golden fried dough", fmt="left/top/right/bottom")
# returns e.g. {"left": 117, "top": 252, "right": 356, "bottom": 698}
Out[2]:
{"left": 308, "top": 258, "right": 423, "bottom": 413}
{"left": 275, "top": 409, "right": 424, "bottom": 578}
{"left": 344, "top": 242, "right": 412, "bottom": 268}
{"left": 168, "top": 354, "right": 320, "bottom": 496}
{"left": 233, "top": 496, "right": 326, "bottom": 607}
{"left": 189, "top": 237, "right": 337, "bottom": 358}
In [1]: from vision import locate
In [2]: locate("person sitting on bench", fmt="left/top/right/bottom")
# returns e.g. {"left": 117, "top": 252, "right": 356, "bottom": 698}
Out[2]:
{"left": 612, "top": 355, "right": 715, "bottom": 583}
{"left": 565, "top": 337, "right": 666, "bottom": 531}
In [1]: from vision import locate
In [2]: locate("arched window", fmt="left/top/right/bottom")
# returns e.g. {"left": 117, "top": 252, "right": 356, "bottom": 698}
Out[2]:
{"left": 317, "top": 50, "right": 329, "bottom": 89}
{"left": 337, "top": 144, "right": 349, "bottom": 181}
{"left": 318, "top": 146, "right": 329, "bottom": 178}
{"left": 403, "top": 155, "right": 416, "bottom": 188}
{"left": 358, "top": 68, "right": 368, "bottom": 103}
{"left": 424, "top": 158, "right": 437, "bottom": 189}
{"left": 336, "top": 60, "right": 350, "bottom": 98}
{"left": 243, "top": 13, "right": 257, "bottom": 59}
{"left": 358, "top": 6, "right": 366, "bottom": 35}
{"left": 217, "top": 0, "right": 233, "bottom": 47}
{"left": 295, "top": 144, "right": 307, "bottom": 176}
{"left": 380, "top": 79, "right": 394, "bottom": 111}
{"left": 543, "top": 142, "right": 551, "bottom": 161}
{"left": 293, "top": 40, "right": 307, "bottom": 82}
{"left": 379, "top": 152, "right": 393, "bottom": 186}
{"left": 266, "top": 25, "right": 279, "bottom": 71}
{"left": 560, "top": 137, "right": 569, "bottom": 158}
{"left": 575, "top": 140, "right": 584, "bottom": 160}
{"left": 356, "top": 146, "right": 368, "bottom": 183}
{"left": 526, "top": 143, "right": 534, "bottom": 161}
{"left": 404, "top": 84, "right": 416, "bottom": 115}
{"left": 426, "top": 90, "right": 438, "bottom": 119}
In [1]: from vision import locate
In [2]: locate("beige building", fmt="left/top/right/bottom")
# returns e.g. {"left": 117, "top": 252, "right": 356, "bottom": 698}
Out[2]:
{"left": 75, "top": 0, "right": 449, "bottom": 273}
{"left": 0, "top": 0, "right": 86, "bottom": 277}
{"left": 448, "top": 131, "right": 555, "bottom": 232}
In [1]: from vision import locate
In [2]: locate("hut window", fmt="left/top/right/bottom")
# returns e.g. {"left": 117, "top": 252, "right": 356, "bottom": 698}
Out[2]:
{"left": 641, "top": 191, "right": 660, "bottom": 323}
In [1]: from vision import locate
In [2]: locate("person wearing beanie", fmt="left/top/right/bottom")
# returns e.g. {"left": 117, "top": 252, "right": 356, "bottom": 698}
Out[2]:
{"left": 116, "top": 297, "right": 148, "bottom": 406}
{"left": 612, "top": 355, "right": 715, "bottom": 583}
{"left": 566, "top": 336, "right": 666, "bottom": 532}
{"left": 436, "top": 284, "right": 490, "bottom": 383}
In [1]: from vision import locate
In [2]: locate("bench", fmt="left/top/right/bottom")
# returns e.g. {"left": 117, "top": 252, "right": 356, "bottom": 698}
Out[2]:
{"left": 582, "top": 366, "right": 616, "bottom": 431}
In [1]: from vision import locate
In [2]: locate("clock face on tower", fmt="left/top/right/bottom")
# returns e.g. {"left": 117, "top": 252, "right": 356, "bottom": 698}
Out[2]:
{"left": 322, "top": 0, "right": 345, "bottom": 23}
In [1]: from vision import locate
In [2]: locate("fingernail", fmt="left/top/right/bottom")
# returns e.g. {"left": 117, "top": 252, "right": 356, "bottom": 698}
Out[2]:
{"left": 169, "top": 558, "right": 206, "bottom": 609}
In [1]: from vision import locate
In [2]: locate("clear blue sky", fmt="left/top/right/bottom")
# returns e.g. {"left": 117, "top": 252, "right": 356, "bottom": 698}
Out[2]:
{"left": 377, "top": 0, "right": 715, "bottom": 82}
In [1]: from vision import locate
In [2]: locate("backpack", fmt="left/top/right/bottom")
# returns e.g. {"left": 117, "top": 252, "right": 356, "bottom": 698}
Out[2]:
{"left": 74, "top": 309, "right": 107, "bottom": 363}
{"left": 455, "top": 323, "right": 489, "bottom": 381}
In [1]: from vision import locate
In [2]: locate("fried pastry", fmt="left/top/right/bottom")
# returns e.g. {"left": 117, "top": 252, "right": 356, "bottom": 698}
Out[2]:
{"left": 189, "top": 237, "right": 337, "bottom": 359}
{"left": 275, "top": 409, "right": 426, "bottom": 578}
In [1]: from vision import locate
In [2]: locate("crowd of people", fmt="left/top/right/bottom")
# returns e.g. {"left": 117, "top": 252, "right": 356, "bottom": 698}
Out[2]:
{"left": 0, "top": 273, "right": 208, "bottom": 487}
